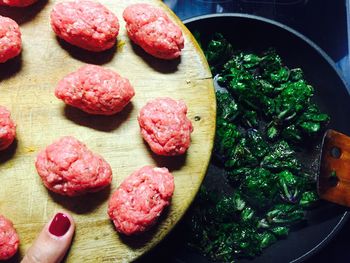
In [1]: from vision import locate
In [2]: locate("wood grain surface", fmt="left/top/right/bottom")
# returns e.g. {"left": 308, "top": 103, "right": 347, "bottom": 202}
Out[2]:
{"left": 318, "top": 129, "right": 350, "bottom": 207}
{"left": 0, "top": 0, "right": 215, "bottom": 262}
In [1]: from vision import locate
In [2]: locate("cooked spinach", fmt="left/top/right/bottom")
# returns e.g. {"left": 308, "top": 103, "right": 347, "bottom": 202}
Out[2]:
{"left": 187, "top": 33, "right": 328, "bottom": 262}
{"left": 205, "top": 33, "right": 234, "bottom": 73}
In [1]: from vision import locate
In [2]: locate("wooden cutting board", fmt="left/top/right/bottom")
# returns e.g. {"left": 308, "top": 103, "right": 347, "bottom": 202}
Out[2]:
{"left": 0, "top": 0, "right": 215, "bottom": 262}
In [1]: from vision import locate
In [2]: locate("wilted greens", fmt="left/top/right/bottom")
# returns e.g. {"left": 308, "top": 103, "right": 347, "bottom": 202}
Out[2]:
{"left": 187, "top": 33, "right": 328, "bottom": 262}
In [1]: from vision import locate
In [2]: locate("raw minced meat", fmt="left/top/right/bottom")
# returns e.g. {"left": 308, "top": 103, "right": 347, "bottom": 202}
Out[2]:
{"left": 35, "top": 136, "right": 112, "bottom": 196}
{"left": 108, "top": 166, "right": 174, "bottom": 235}
{"left": 0, "top": 15, "right": 21, "bottom": 63}
{"left": 0, "top": 0, "right": 37, "bottom": 7}
{"left": 138, "top": 98, "right": 193, "bottom": 156}
{"left": 50, "top": 0, "right": 119, "bottom": 52}
{"left": 123, "top": 3, "right": 184, "bottom": 59}
{"left": 55, "top": 65, "right": 135, "bottom": 115}
{"left": 0, "top": 106, "right": 16, "bottom": 151}
{"left": 0, "top": 215, "right": 19, "bottom": 261}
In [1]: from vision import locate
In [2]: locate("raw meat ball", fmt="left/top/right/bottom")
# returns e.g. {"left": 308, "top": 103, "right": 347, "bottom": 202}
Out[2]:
{"left": 123, "top": 3, "right": 184, "bottom": 60}
{"left": 55, "top": 65, "right": 135, "bottom": 115}
{"left": 35, "top": 136, "right": 112, "bottom": 196}
{"left": 0, "top": 15, "right": 21, "bottom": 63}
{"left": 0, "top": 215, "right": 19, "bottom": 261}
{"left": 0, "top": 0, "right": 38, "bottom": 7}
{"left": 108, "top": 166, "right": 174, "bottom": 235}
{"left": 138, "top": 98, "right": 193, "bottom": 156}
{"left": 0, "top": 106, "right": 16, "bottom": 151}
{"left": 50, "top": 0, "right": 119, "bottom": 52}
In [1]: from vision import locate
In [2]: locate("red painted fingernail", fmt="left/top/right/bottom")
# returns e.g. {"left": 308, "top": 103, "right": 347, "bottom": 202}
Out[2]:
{"left": 49, "top": 213, "right": 71, "bottom": 237}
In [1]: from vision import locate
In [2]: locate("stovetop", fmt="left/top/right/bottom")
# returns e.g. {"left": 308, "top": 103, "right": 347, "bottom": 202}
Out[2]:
{"left": 164, "top": 0, "right": 350, "bottom": 85}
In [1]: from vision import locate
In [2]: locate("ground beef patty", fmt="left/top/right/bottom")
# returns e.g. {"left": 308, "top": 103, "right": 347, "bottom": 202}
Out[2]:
{"left": 0, "top": 15, "right": 21, "bottom": 63}
{"left": 0, "top": 106, "right": 16, "bottom": 151}
{"left": 35, "top": 136, "right": 112, "bottom": 196}
{"left": 0, "top": 0, "right": 37, "bottom": 7}
{"left": 138, "top": 98, "right": 193, "bottom": 156}
{"left": 0, "top": 215, "right": 19, "bottom": 261}
{"left": 108, "top": 166, "right": 174, "bottom": 235}
{"left": 123, "top": 3, "right": 184, "bottom": 60}
{"left": 50, "top": 0, "right": 119, "bottom": 52}
{"left": 55, "top": 65, "right": 135, "bottom": 115}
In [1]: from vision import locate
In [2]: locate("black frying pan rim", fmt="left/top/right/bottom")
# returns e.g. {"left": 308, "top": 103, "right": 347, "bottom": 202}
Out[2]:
{"left": 183, "top": 13, "right": 350, "bottom": 263}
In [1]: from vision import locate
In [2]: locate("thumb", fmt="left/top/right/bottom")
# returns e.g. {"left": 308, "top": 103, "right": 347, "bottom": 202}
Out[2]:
{"left": 22, "top": 212, "right": 75, "bottom": 263}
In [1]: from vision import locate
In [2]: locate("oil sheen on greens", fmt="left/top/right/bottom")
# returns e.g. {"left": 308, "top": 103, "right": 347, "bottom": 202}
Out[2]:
{"left": 187, "top": 33, "right": 329, "bottom": 262}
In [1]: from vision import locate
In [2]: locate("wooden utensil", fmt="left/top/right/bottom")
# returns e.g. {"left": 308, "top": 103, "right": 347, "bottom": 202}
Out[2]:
{"left": 318, "top": 129, "right": 350, "bottom": 207}
{"left": 0, "top": 0, "right": 215, "bottom": 262}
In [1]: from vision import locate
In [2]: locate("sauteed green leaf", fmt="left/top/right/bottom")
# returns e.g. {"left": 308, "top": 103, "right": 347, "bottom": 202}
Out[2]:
{"left": 187, "top": 33, "right": 329, "bottom": 262}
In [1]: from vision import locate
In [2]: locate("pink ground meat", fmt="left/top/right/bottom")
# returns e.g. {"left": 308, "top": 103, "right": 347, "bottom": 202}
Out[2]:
{"left": 0, "top": 0, "right": 37, "bottom": 7}
{"left": 50, "top": 0, "right": 119, "bottom": 52}
{"left": 35, "top": 136, "right": 112, "bottom": 196}
{"left": 0, "top": 215, "right": 19, "bottom": 261}
{"left": 108, "top": 166, "right": 174, "bottom": 235}
{"left": 0, "top": 106, "right": 16, "bottom": 151}
{"left": 55, "top": 65, "right": 135, "bottom": 115}
{"left": 0, "top": 15, "right": 21, "bottom": 63}
{"left": 123, "top": 3, "right": 184, "bottom": 60}
{"left": 138, "top": 98, "right": 193, "bottom": 156}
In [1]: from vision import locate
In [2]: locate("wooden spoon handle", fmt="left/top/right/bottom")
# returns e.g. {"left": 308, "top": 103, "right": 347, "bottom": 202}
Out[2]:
{"left": 318, "top": 129, "right": 350, "bottom": 207}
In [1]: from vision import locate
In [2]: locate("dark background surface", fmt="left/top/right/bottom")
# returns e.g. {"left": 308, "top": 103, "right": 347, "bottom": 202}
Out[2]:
{"left": 137, "top": 1, "right": 350, "bottom": 263}
{"left": 166, "top": 0, "right": 350, "bottom": 85}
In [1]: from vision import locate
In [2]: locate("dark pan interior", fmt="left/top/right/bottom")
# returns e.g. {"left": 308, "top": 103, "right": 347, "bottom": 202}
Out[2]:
{"left": 183, "top": 14, "right": 350, "bottom": 263}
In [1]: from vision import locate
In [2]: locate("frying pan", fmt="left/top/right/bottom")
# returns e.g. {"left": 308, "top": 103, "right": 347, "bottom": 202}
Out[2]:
{"left": 178, "top": 14, "right": 350, "bottom": 263}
